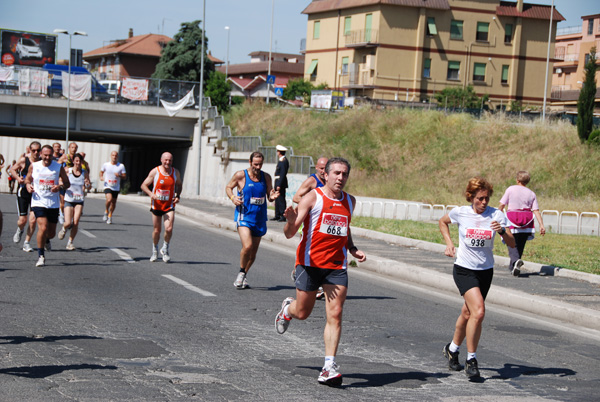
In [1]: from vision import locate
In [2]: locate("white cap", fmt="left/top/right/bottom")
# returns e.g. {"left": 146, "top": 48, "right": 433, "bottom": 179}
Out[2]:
{"left": 276, "top": 145, "right": 287, "bottom": 152}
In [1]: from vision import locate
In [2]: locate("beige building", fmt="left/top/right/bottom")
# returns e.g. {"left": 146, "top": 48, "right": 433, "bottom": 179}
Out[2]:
{"left": 302, "top": 0, "right": 564, "bottom": 109}
{"left": 552, "top": 14, "right": 600, "bottom": 109}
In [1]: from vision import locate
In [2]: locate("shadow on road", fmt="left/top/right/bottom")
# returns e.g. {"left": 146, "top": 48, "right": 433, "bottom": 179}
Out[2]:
{"left": 487, "top": 363, "right": 576, "bottom": 379}
{"left": 0, "top": 363, "right": 117, "bottom": 379}
{"left": 0, "top": 334, "right": 102, "bottom": 345}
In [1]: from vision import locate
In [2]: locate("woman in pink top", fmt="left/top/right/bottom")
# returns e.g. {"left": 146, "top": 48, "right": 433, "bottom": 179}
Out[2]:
{"left": 498, "top": 171, "right": 546, "bottom": 276}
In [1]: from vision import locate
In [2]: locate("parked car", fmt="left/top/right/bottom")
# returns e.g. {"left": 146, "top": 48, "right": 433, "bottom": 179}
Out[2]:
{"left": 16, "top": 38, "right": 43, "bottom": 59}
{"left": 99, "top": 80, "right": 122, "bottom": 102}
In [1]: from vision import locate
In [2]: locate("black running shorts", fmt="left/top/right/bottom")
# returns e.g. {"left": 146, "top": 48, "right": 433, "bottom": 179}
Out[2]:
{"left": 294, "top": 265, "right": 348, "bottom": 292}
{"left": 453, "top": 264, "right": 493, "bottom": 299}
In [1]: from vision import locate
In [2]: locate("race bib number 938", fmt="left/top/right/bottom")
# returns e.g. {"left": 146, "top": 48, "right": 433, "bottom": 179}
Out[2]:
{"left": 465, "top": 228, "right": 493, "bottom": 248}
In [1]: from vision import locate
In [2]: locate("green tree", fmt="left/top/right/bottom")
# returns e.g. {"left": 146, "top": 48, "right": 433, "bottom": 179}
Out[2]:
{"left": 282, "top": 78, "right": 314, "bottom": 101}
{"left": 435, "top": 85, "right": 488, "bottom": 109}
{"left": 577, "top": 46, "right": 598, "bottom": 143}
{"left": 152, "top": 20, "right": 214, "bottom": 82}
{"left": 205, "top": 71, "right": 231, "bottom": 113}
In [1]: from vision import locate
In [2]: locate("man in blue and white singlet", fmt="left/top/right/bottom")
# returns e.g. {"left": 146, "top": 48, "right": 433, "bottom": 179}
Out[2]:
{"left": 225, "top": 151, "right": 279, "bottom": 289}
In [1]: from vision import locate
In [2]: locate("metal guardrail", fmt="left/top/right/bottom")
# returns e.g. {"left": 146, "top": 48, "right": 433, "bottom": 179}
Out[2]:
{"left": 352, "top": 202, "right": 599, "bottom": 237}
{"left": 227, "top": 136, "right": 262, "bottom": 153}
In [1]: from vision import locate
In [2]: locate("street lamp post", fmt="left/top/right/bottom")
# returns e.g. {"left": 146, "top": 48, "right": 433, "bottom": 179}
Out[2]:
{"left": 266, "top": 0, "right": 274, "bottom": 104}
{"left": 196, "top": 0, "right": 207, "bottom": 196}
{"left": 225, "top": 26, "right": 230, "bottom": 106}
{"left": 53, "top": 29, "right": 87, "bottom": 149}
{"left": 542, "top": 0, "right": 555, "bottom": 122}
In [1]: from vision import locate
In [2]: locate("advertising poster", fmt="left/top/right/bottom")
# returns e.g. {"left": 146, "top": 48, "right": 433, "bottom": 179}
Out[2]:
{"left": 1, "top": 29, "right": 57, "bottom": 67}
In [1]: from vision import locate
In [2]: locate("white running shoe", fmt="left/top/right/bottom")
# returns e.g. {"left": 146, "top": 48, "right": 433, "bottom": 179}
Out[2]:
{"left": 44, "top": 240, "right": 51, "bottom": 251}
{"left": 161, "top": 247, "right": 171, "bottom": 263}
{"left": 58, "top": 211, "right": 65, "bottom": 225}
{"left": 13, "top": 228, "right": 23, "bottom": 243}
{"left": 35, "top": 256, "right": 45, "bottom": 267}
{"left": 318, "top": 362, "right": 342, "bottom": 386}
{"left": 233, "top": 271, "right": 246, "bottom": 288}
{"left": 150, "top": 251, "right": 158, "bottom": 262}
{"left": 23, "top": 242, "right": 33, "bottom": 252}
{"left": 512, "top": 259, "right": 524, "bottom": 277}
{"left": 106, "top": 216, "right": 112, "bottom": 225}
{"left": 58, "top": 227, "right": 66, "bottom": 240}
{"left": 316, "top": 287, "right": 325, "bottom": 300}
{"left": 102, "top": 212, "right": 108, "bottom": 221}
{"left": 66, "top": 242, "right": 76, "bottom": 251}
{"left": 242, "top": 276, "right": 249, "bottom": 289}
{"left": 275, "top": 297, "right": 294, "bottom": 334}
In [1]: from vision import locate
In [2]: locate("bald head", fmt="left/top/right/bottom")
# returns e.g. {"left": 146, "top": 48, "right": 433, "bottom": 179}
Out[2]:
{"left": 161, "top": 152, "right": 173, "bottom": 170}
{"left": 315, "top": 157, "right": 328, "bottom": 181}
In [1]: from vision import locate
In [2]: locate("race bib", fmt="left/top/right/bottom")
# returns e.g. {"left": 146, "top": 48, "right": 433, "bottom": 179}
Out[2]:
{"left": 250, "top": 197, "right": 265, "bottom": 205}
{"left": 156, "top": 189, "right": 170, "bottom": 201}
{"left": 319, "top": 213, "right": 348, "bottom": 237}
{"left": 465, "top": 227, "right": 493, "bottom": 248}
{"left": 107, "top": 179, "right": 118, "bottom": 186}
{"left": 39, "top": 179, "right": 55, "bottom": 192}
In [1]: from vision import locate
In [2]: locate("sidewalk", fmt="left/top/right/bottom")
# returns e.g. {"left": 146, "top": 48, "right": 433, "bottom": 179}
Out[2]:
{"left": 117, "top": 194, "right": 600, "bottom": 333}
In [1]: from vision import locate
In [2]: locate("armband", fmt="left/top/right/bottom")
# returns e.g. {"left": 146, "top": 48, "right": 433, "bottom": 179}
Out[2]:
{"left": 349, "top": 246, "right": 358, "bottom": 253}
{"left": 230, "top": 194, "right": 235, "bottom": 201}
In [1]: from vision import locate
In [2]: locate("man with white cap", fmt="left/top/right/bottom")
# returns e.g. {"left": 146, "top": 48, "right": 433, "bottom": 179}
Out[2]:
{"left": 272, "top": 145, "right": 289, "bottom": 222}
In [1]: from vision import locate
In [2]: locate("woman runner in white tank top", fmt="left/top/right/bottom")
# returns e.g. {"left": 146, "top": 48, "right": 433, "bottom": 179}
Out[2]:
{"left": 59, "top": 153, "right": 91, "bottom": 250}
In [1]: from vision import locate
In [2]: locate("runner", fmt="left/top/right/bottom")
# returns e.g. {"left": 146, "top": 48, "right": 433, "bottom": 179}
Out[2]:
{"left": 225, "top": 151, "right": 279, "bottom": 289}
{"left": 291, "top": 157, "right": 328, "bottom": 299}
{"left": 25, "top": 145, "right": 70, "bottom": 267}
{"left": 10, "top": 141, "right": 41, "bottom": 252}
{"left": 100, "top": 151, "right": 126, "bottom": 225}
{"left": 438, "top": 177, "right": 514, "bottom": 379}
{"left": 6, "top": 160, "right": 16, "bottom": 194}
{"left": 140, "top": 152, "right": 182, "bottom": 263}
{"left": 275, "top": 157, "right": 366, "bottom": 387}
{"left": 58, "top": 153, "right": 91, "bottom": 250}
{"left": 52, "top": 142, "right": 63, "bottom": 161}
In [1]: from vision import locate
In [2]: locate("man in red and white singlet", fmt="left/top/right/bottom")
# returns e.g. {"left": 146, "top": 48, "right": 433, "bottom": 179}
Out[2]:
{"left": 275, "top": 157, "right": 366, "bottom": 387}
{"left": 141, "top": 152, "right": 182, "bottom": 263}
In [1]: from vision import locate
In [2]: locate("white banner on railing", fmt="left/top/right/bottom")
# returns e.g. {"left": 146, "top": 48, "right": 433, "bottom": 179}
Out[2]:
{"left": 61, "top": 72, "right": 91, "bottom": 100}
{"left": 0, "top": 66, "right": 14, "bottom": 82}
{"left": 122, "top": 77, "right": 148, "bottom": 101}
{"left": 20, "top": 69, "right": 49, "bottom": 95}
{"left": 160, "top": 86, "right": 195, "bottom": 117}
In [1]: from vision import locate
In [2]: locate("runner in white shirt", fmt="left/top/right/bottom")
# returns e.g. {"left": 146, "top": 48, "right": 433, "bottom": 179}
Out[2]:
{"left": 100, "top": 151, "right": 126, "bottom": 225}
{"left": 438, "top": 177, "right": 515, "bottom": 379}
{"left": 58, "top": 153, "right": 91, "bottom": 250}
{"left": 25, "top": 145, "right": 70, "bottom": 267}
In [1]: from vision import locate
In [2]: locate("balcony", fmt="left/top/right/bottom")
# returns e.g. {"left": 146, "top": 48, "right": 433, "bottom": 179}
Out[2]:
{"left": 345, "top": 29, "right": 379, "bottom": 48}
{"left": 339, "top": 63, "right": 376, "bottom": 88}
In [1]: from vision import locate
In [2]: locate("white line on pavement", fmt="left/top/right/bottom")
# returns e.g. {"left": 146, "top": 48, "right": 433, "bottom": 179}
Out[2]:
{"left": 79, "top": 229, "right": 97, "bottom": 238}
{"left": 110, "top": 248, "right": 135, "bottom": 264}
{"left": 162, "top": 275, "right": 217, "bottom": 297}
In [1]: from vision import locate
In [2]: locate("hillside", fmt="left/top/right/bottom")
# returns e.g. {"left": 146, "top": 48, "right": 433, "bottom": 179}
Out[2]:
{"left": 224, "top": 103, "right": 600, "bottom": 213}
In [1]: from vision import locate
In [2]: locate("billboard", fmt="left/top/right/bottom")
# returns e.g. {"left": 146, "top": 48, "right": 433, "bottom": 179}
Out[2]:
{"left": 1, "top": 29, "right": 57, "bottom": 67}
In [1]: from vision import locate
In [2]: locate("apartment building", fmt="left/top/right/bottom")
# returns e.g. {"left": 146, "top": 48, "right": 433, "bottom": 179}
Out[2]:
{"left": 302, "top": 0, "right": 564, "bottom": 108}
{"left": 552, "top": 14, "right": 600, "bottom": 109}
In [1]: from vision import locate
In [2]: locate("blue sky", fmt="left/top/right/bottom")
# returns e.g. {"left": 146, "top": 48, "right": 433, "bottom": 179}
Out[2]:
{"left": 1, "top": 1, "right": 596, "bottom": 66}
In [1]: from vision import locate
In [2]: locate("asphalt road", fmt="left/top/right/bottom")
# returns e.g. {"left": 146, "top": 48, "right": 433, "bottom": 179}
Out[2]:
{"left": 0, "top": 194, "right": 598, "bottom": 401}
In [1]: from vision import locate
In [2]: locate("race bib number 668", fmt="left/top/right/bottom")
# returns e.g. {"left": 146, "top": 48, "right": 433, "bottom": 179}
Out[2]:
{"left": 319, "top": 213, "right": 348, "bottom": 237}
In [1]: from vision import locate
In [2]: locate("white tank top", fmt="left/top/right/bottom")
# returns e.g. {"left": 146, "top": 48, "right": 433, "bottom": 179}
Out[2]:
{"left": 64, "top": 167, "right": 86, "bottom": 203}
{"left": 31, "top": 160, "right": 61, "bottom": 209}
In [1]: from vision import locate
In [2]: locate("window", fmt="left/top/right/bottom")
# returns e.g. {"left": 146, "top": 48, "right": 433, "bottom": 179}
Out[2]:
{"left": 307, "top": 60, "right": 318, "bottom": 81}
{"left": 585, "top": 53, "right": 590, "bottom": 65}
{"left": 473, "top": 62, "right": 486, "bottom": 82}
{"left": 344, "top": 17, "right": 351, "bottom": 36}
{"left": 501, "top": 65, "right": 509, "bottom": 84}
{"left": 365, "top": 13, "right": 373, "bottom": 42}
{"left": 447, "top": 61, "right": 460, "bottom": 80}
{"left": 341, "top": 56, "right": 349, "bottom": 75}
{"left": 504, "top": 24, "right": 513, "bottom": 44}
{"left": 450, "top": 20, "right": 463, "bottom": 40}
{"left": 427, "top": 17, "right": 438, "bottom": 36}
{"left": 476, "top": 22, "right": 489, "bottom": 42}
{"left": 588, "top": 19, "right": 594, "bottom": 35}
{"left": 313, "top": 21, "right": 320, "bottom": 39}
{"left": 423, "top": 58, "right": 431, "bottom": 78}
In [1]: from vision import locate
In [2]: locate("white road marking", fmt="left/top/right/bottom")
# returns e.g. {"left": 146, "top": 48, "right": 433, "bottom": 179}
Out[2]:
{"left": 110, "top": 248, "right": 135, "bottom": 263}
{"left": 162, "top": 275, "right": 216, "bottom": 297}
{"left": 80, "top": 229, "right": 97, "bottom": 238}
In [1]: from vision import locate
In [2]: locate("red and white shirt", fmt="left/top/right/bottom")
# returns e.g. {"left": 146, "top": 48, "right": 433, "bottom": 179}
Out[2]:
{"left": 296, "top": 187, "right": 353, "bottom": 270}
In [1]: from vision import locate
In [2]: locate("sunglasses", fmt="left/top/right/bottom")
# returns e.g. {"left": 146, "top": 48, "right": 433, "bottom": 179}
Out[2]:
{"left": 31, "top": 149, "right": 41, "bottom": 152}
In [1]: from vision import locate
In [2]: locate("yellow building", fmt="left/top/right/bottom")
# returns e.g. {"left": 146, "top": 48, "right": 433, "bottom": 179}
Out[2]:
{"left": 302, "top": 0, "right": 564, "bottom": 108}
